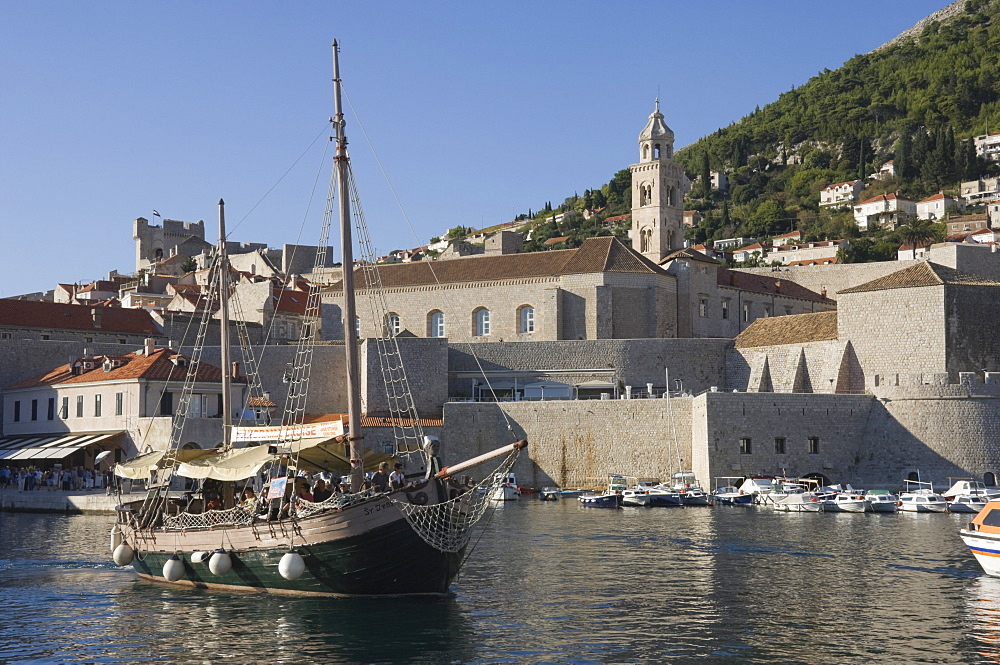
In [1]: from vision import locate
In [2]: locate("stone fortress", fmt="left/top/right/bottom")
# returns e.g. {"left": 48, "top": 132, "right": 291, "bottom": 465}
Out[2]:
{"left": 4, "top": 102, "right": 1000, "bottom": 493}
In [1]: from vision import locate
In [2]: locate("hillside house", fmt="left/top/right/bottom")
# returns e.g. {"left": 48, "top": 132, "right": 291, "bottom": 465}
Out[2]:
{"left": 917, "top": 193, "right": 964, "bottom": 221}
{"left": 853, "top": 193, "right": 916, "bottom": 231}
{"left": 974, "top": 133, "right": 1000, "bottom": 162}
{"left": 820, "top": 180, "right": 865, "bottom": 208}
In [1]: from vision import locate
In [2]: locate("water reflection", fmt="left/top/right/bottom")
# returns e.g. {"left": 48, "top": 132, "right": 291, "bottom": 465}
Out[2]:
{"left": 0, "top": 503, "right": 991, "bottom": 663}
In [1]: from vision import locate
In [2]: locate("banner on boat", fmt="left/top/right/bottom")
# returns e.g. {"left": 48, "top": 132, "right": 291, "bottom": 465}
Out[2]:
{"left": 231, "top": 420, "right": 344, "bottom": 443}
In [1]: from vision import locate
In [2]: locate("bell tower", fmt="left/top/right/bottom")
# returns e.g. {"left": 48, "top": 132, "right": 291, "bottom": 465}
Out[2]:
{"left": 630, "top": 99, "right": 690, "bottom": 262}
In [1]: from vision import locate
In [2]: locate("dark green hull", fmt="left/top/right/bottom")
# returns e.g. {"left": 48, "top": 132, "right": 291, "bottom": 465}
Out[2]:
{"left": 133, "top": 517, "right": 465, "bottom": 596}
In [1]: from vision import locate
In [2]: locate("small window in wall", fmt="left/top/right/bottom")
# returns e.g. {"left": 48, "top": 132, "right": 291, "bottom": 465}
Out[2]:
{"left": 721, "top": 299, "right": 730, "bottom": 320}
{"left": 94, "top": 394, "right": 102, "bottom": 418}
{"left": 60, "top": 397, "right": 69, "bottom": 419}
{"left": 84, "top": 337, "right": 93, "bottom": 343}
{"left": 31, "top": 399, "right": 38, "bottom": 421}
{"left": 429, "top": 311, "right": 445, "bottom": 338}
{"left": 386, "top": 313, "right": 401, "bottom": 337}
{"left": 743, "top": 303, "right": 751, "bottom": 322}
{"left": 40, "top": 334, "right": 50, "bottom": 341}
{"left": 808, "top": 437, "right": 820, "bottom": 454}
{"left": 115, "top": 392, "right": 124, "bottom": 416}
{"left": 47, "top": 398, "right": 55, "bottom": 420}
{"left": 13, "top": 400, "right": 20, "bottom": 422}
{"left": 519, "top": 306, "right": 535, "bottom": 334}
{"left": 699, "top": 297, "right": 708, "bottom": 318}
{"left": 985, "top": 472, "right": 997, "bottom": 487}
{"left": 118, "top": 338, "right": 127, "bottom": 344}
{"left": 1, "top": 332, "right": 11, "bottom": 339}
{"left": 739, "top": 437, "right": 752, "bottom": 455}
{"left": 355, "top": 317, "right": 361, "bottom": 339}
{"left": 76, "top": 395, "right": 84, "bottom": 418}
{"left": 774, "top": 437, "right": 786, "bottom": 454}
{"left": 784, "top": 306, "right": 793, "bottom": 316}
{"left": 763, "top": 303, "right": 772, "bottom": 318}
{"left": 159, "top": 392, "right": 173, "bottom": 416}
{"left": 475, "top": 308, "right": 491, "bottom": 336}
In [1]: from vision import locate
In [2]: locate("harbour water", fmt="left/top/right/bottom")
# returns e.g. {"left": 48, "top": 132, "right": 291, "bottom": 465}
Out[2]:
{"left": 1, "top": 500, "right": 998, "bottom": 664}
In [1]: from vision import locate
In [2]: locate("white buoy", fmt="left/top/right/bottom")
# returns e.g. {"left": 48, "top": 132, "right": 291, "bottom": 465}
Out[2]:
{"left": 162, "top": 554, "right": 184, "bottom": 582}
{"left": 208, "top": 549, "right": 232, "bottom": 576}
{"left": 191, "top": 551, "right": 209, "bottom": 564}
{"left": 278, "top": 551, "right": 305, "bottom": 581}
{"left": 112, "top": 542, "right": 134, "bottom": 566}
{"left": 110, "top": 525, "right": 123, "bottom": 553}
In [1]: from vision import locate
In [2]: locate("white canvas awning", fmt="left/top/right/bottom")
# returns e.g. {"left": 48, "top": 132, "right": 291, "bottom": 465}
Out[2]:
{"left": 0, "top": 432, "right": 123, "bottom": 461}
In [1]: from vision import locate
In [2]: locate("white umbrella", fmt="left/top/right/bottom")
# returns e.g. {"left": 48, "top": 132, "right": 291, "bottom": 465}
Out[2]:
{"left": 94, "top": 450, "right": 112, "bottom": 464}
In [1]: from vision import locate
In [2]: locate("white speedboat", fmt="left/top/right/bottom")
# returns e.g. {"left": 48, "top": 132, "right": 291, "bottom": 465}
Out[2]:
{"left": 899, "top": 480, "right": 947, "bottom": 513}
{"left": 491, "top": 473, "right": 520, "bottom": 501}
{"left": 960, "top": 499, "right": 1000, "bottom": 576}
{"left": 713, "top": 477, "right": 753, "bottom": 506}
{"left": 865, "top": 490, "right": 899, "bottom": 513}
{"left": 950, "top": 494, "right": 989, "bottom": 513}
{"left": 773, "top": 492, "right": 824, "bottom": 512}
{"left": 823, "top": 491, "right": 868, "bottom": 513}
{"left": 621, "top": 488, "right": 651, "bottom": 507}
{"left": 945, "top": 480, "right": 997, "bottom": 513}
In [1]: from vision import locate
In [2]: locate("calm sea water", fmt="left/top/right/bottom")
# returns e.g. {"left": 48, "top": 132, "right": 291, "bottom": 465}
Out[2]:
{"left": 0, "top": 501, "right": 997, "bottom": 664}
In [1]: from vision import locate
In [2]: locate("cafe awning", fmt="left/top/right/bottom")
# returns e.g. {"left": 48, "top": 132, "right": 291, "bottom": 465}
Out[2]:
{"left": 0, "top": 432, "right": 124, "bottom": 461}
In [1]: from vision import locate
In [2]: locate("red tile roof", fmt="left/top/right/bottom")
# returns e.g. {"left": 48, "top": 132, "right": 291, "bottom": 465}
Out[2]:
{"left": 718, "top": 270, "right": 834, "bottom": 303}
{"left": 544, "top": 236, "right": 570, "bottom": 245}
{"left": 0, "top": 301, "right": 160, "bottom": 335}
{"left": 6, "top": 348, "right": 232, "bottom": 390}
{"left": 839, "top": 262, "right": 1000, "bottom": 294}
{"left": 773, "top": 231, "right": 802, "bottom": 240}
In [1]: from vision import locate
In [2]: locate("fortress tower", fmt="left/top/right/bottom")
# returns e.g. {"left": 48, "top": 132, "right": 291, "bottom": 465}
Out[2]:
{"left": 630, "top": 99, "right": 690, "bottom": 263}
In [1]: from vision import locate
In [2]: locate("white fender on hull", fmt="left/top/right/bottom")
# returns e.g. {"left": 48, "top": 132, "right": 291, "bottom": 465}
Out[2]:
{"left": 162, "top": 554, "right": 185, "bottom": 582}
{"left": 208, "top": 549, "right": 232, "bottom": 576}
{"left": 279, "top": 551, "right": 305, "bottom": 580}
{"left": 110, "top": 525, "right": 123, "bottom": 553}
{"left": 112, "top": 542, "right": 134, "bottom": 566}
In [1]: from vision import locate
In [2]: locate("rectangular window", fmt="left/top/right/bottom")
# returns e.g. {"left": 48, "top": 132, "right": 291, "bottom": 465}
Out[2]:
{"left": 698, "top": 297, "right": 708, "bottom": 318}
{"left": 743, "top": 303, "right": 751, "bottom": 322}
{"left": 118, "top": 338, "right": 127, "bottom": 344}
{"left": 721, "top": 299, "right": 730, "bottom": 320}
{"left": 1, "top": 332, "right": 10, "bottom": 339}
{"left": 159, "top": 392, "right": 173, "bottom": 416}
{"left": 763, "top": 303, "right": 772, "bottom": 318}
{"left": 774, "top": 437, "right": 786, "bottom": 454}
{"left": 808, "top": 437, "right": 820, "bottom": 454}
{"left": 784, "top": 306, "right": 793, "bottom": 316}
{"left": 84, "top": 337, "right": 93, "bottom": 343}
{"left": 31, "top": 399, "right": 38, "bottom": 421}
{"left": 739, "top": 437, "right": 752, "bottom": 455}
{"left": 40, "top": 334, "right": 50, "bottom": 341}
{"left": 61, "top": 397, "right": 69, "bottom": 419}
{"left": 94, "top": 394, "right": 102, "bottom": 417}
{"left": 47, "top": 398, "right": 55, "bottom": 420}
{"left": 76, "top": 396, "right": 84, "bottom": 418}
{"left": 115, "top": 392, "right": 124, "bottom": 416}
{"left": 13, "top": 400, "right": 20, "bottom": 422}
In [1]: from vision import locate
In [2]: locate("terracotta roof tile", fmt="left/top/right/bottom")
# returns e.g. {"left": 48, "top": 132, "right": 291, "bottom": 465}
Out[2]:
{"left": 5, "top": 348, "right": 232, "bottom": 390}
{"left": 718, "top": 270, "right": 834, "bottom": 303}
{"left": 839, "top": 262, "right": 1000, "bottom": 294}
{"left": 0, "top": 300, "right": 160, "bottom": 335}
{"left": 328, "top": 236, "right": 662, "bottom": 291}
{"left": 660, "top": 247, "right": 721, "bottom": 265}
{"left": 734, "top": 311, "right": 838, "bottom": 349}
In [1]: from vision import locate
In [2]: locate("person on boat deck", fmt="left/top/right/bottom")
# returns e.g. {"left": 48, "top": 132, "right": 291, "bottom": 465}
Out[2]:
{"left": 390, "top": 463, "right": 406, "bottom": 490}
{"left": 205, "top": 495, "right": 222, "bottom": 511}
{"left": 239, "top": 488, "right": 258, "bottom": 510}
{"left": 371, "top": 463, "right": 391, "bottom": 493}
{"left": 312, "top": 479, "right": 332, "bottom": 503}
{"left": 281, "top": 478, "right": 313, "bottom": 517}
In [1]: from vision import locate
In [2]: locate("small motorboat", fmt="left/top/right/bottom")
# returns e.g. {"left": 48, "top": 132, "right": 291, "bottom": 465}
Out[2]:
{"left": 822, "top": 490, "right": 868, "bottom": 513}
{"left": 671, "top": 472, "right": 711, "bottom": 506}
{"left": 899, "top": 479, "right": 947, "bottom": 513}
{"left": 713, "top": 477, "right": 753, "bottom": 506}
{"left": 773, "top": 492, "right": 824, "bottom": 512}
{"left": 960, "top": 499, "right": 1000, "bottom": 576}
{"left": 621, "top": 488, "right": 651, "bottom": 507}
{"left": 944, "top": 480, "right": 997, "bottom": 513}
{"left": 539, "top": 487, "right": 560, "bottom": 501}
{"left": 579, "top": 475, "right": 627, "bottom": 508}
{"left": 865, "top": 489, "right": 899, "bottom": 513}
{"left": 491, "top": 473, "right": 520, "bottom": 501}
{"left": 949, "top": 494, "right": 989, "bottom": 513}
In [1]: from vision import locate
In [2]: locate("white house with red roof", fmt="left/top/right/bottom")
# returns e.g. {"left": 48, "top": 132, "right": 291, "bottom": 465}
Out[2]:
{"left": 733, "top": 242, "right": 766, "bottom": 263}
{"left": 853, "top": 192, "right": 916, "bottom": 231}
{"left": 916, "top": 192, "right": 964, "bottom": 221}
{"left": 820, "top": 180, "right": 865, "bottom": 208}
{"left": 974, "top": 133, "right": 1000, "bottom": 162}
{"left": 769, "top": 240, "right": 849, "bottom": 266}
{"left": 772, "top": 231, "right": 802, "bottom": 247}
{"left": 870, "top": 160, "right": 895, "bottom": 179}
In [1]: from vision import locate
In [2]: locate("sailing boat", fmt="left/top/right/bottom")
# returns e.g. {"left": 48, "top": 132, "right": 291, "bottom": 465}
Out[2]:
{"left": 109, "top": 42, "right": 526, "bottom": 596}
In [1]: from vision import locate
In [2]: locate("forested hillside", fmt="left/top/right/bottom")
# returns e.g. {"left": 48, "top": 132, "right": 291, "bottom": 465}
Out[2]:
{"left": 496, "top": 0, "right": 1000, "bottom": 263}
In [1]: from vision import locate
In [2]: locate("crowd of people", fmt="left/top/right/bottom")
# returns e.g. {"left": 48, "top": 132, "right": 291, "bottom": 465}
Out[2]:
{"left": 0, "top": 465, "right": 113, "bottom": 492}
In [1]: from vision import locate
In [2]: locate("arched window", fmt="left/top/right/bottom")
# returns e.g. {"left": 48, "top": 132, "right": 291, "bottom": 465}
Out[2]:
{"left": 907, "top": 471, "right": 920, "bottom": 482}
{"left": 386, "top": 313, "right": 401, "bottom": 336}
{"left": 474, "top": 308, "right": 490, "bottom": 337}
{"left": 986, "top": 472, "right": 997, "bottom": 487}
{"left": 653, "top": 144, "right": 661, "bottom": 159}
{"left": 519, "top": 306, "right": 535, "bottom": 334}
{"left": 428, "top": 311, "right": 445, "bottom": 338}
{"left": 643, "top": 145, "right": 649, "bottom": 160}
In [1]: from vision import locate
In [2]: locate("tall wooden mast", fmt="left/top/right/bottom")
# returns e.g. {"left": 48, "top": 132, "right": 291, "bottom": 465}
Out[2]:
{"left": 332, "top": 41, "right": 365, "bottom": 492}
{"left": 217, "top": 198, "right": 233, "bottom": 450}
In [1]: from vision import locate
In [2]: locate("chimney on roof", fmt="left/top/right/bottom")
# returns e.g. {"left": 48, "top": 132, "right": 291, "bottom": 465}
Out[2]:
{"left": 91, "top": 307, "right": 102, "bottom": 329}
{"left": 144, "top": 338, "right": 156, "bottom": 357}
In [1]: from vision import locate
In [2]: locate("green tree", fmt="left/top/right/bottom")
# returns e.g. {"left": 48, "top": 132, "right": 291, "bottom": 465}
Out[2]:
{"left": 180, "top": 256, "right": 197, "bottom": 273}
{"left": 898, "top": 217, "right": 937, "bottom": 259}
{"left": 701, "top": 151, "right": 711, "bottom": 199}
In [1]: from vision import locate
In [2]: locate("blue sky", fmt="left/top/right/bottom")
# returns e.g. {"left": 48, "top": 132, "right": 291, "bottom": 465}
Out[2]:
{"left": 0, "top": 0, "right": 950, "bottom": 297}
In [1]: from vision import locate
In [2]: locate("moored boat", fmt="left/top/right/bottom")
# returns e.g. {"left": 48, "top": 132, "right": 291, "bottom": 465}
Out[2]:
{"left": 578, "top": 475, "right": 627, "bottom": 508}
{"left": 960, "top": 499, "right": 1000, "bottom": 576}
{"left": 865, "top": 489, "right": 899, "bottom": 513}
{"left": 108, "top": 43, "right": 527, "bottom": 597}
{"left": 822, "top": 490, "right": 868, "bottom": 513}
{"left": 713, "top": 477, "right": 753, "bottom": 506}
{"left": 899, "top": 480, "right": 948, "bottom": 513}
{"left": 491, "top": 472, "right": 520, "bottom": 501}
{"left": 773, "top": 492, "right": 824, "bottom": 512}
{"left": 539, "top": 487, "right": 560, "bottom": 501}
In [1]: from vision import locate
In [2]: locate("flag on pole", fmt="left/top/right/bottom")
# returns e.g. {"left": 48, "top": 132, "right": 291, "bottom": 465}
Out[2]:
{"left": 152, "top": 210, "right": 161, "bottom": 217}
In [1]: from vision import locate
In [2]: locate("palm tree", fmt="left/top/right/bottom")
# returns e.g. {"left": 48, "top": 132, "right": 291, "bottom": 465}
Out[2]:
{"left": 898, "top": 217, "right": 937, "bottom": 260}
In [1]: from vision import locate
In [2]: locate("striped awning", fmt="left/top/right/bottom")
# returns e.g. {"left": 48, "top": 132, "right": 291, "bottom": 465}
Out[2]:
{"left": 0, "top": 432, "right": 124, "bottom": 461}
